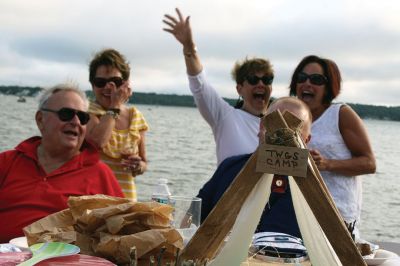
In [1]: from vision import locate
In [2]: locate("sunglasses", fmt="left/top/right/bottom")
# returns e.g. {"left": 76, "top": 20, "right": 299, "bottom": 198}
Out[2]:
{"left": 92, "top": 76, "right": 124, "bottom": 88}
{"left": 41, "top": 107, "right": 90, "bottom": 125}
{"left": 297, "top": 72, "right": 327, "bottom": 86}
{"left": 246, "top": 75, "right": 274, "bottom": 86}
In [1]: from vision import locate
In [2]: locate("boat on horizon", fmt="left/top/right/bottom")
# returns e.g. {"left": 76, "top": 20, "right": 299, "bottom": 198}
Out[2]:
{"left": 17, "top": 96, "right": 26, "bottom": 103}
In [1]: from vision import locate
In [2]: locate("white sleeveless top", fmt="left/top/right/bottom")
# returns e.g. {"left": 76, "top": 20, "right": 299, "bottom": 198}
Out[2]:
{"left": 308, "top": 103, "right": 362, "bottom": 223}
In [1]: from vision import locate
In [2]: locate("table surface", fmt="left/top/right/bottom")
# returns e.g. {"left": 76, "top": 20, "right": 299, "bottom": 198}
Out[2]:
{"left": 376, "top": 242, "right": 400, "bottom": 255}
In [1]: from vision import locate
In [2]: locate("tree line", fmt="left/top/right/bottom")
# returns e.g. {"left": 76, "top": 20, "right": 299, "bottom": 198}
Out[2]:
{"left": 1, "top": 86, "right": 399, "bottom": 121}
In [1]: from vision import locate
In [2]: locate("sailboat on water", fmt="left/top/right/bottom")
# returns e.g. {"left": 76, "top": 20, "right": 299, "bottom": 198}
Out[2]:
{"left": 17, "top": 96, "right": 26, "bottom": 103}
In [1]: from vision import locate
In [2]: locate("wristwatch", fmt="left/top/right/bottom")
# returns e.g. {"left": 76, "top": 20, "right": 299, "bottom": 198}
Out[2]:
{"left": 105, "top": 108, "right": 120, "bottom": 119}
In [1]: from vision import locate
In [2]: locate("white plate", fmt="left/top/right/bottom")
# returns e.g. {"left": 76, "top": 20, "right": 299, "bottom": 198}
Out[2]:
{"left": 9, "top": 236, "right": 29, "bottom": 249}
{"left": 364, "top": 249, "right": 399, "bottom": 266}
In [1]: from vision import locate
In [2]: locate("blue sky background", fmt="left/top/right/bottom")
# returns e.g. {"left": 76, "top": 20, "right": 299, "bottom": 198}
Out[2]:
{"left": 1, "top": 0, "right": 399, "bottom": 106}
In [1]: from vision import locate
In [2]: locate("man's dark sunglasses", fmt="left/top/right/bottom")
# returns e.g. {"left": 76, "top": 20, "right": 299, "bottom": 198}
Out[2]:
{"left": 41, "top": 107, "right": 90, "bottom": 125}
{"left": 246, "top": 75, "right": 274, "bottom": 86}
{"left": 92, "top": 76, "right": 124, "bottom": 88}
{"left": 297, "top": 72, "right": 327, "bottom": 86}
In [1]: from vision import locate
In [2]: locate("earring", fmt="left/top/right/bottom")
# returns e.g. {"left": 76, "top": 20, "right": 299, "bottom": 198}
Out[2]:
{"left": 235, "top": 95, "right": 243, "bottom": 109}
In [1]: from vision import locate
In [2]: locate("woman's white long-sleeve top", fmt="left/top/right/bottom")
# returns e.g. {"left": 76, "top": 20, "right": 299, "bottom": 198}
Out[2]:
{"left": 188, "top": 70, "right": 260, "bottom": 165}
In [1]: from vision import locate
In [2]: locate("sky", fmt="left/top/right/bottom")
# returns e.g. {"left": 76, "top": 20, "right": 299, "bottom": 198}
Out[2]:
{"left": 1, "top": 0, "right": 399, "bottom": 106}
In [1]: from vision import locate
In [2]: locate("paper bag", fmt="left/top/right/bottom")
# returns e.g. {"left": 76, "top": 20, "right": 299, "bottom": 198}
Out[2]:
{"left": 23, "top": 194, "right": 184, "bottom": 264}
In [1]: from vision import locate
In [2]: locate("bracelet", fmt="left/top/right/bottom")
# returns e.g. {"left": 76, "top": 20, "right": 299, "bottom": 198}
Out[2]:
{"left": 104, "top": 108, "right": 120, "bottom": 119}
{"left": 183, "top": 46, "right": 197, "bottom": 57}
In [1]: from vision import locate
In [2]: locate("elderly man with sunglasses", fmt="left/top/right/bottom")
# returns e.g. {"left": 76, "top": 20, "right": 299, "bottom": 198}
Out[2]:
{"left": 0, "top": 83, "right": 124, "bottom": 243}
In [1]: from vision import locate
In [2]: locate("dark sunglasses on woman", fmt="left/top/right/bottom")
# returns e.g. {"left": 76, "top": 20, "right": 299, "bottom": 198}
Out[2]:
{"left": 297, "top": 72, "right": 327, "bottom": 86}
{"left": 92, "top": 77, "right": 124, "bottom": 88}
{"left": 41, "top": 107, "right": 91, "bottom": 125}
{"left": 246, "top": 75, "right": 274, "bottom": 86}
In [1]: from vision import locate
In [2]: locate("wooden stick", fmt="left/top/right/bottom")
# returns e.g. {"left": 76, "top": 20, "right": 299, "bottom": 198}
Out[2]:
{"left": 174, "top": 248, "right": 180, "bottom": 266}
{"left": 129, "top": 246, "right": 137, "bottom": 266}
{"left": 157, "top": 246, "right": 166, "bottom": 266}
{"left": 149, "top": 256, "right": 155, "bottom": 266}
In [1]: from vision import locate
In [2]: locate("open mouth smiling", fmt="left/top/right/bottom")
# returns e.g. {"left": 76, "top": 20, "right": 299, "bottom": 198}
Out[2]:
{"left": 63, "top": 130, "right": 78, "bottom": 137}
{"left": 253, "top": 92, "right": 267, "bottom": 100}
{"left": 301, "top": 90, "right": 314, "bottom": 100}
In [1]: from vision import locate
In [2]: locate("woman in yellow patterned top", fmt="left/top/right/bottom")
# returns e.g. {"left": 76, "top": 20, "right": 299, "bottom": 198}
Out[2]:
{"left": 86, "top": 49, "right": 148, "bottom": 201}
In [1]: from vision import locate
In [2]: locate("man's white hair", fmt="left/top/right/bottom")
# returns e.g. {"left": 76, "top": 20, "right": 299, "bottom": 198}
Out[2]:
{"left": 38, "top": 82, "right": 88, "bottom": 110}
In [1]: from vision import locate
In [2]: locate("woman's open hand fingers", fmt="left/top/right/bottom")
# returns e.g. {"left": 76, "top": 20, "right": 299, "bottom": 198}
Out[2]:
{"left": 162, "top": 8, "right": 192, "bottom": 45}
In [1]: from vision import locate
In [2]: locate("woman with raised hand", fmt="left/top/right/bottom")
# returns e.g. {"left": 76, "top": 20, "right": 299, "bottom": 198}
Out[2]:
{"left": 86, "top": 48, "right": 148, "bottom": 201}
{"left": 163, "top": 8, "right": 274, "bottom": 166}
{"left": 289, "top": 55, "right": 376, "bottom": 238}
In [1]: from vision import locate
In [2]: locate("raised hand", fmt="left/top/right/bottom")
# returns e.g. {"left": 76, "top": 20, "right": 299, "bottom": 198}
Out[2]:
{"left": 109, "top": 81, "right": 132, "bottom": 109}
{"left": 163, "top": 8, "right": 194, "bottom": 48}
{"left": 163, "top": 8, "right": 202, "bottom": 75}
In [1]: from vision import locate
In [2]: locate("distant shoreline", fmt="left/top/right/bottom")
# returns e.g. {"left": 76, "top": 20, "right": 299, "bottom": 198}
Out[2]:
{"left": 1, "top": 85, "right": 400, "bottom": 121}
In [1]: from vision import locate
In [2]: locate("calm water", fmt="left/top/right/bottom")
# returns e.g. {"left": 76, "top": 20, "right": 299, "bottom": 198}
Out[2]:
{"left": 0, "top": 94, "right": 399, "bottom": 242}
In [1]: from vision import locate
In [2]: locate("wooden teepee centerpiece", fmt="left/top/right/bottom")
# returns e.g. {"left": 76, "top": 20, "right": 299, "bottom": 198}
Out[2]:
{"left": 179, "top": 110, "right": 366, "bottom": 266}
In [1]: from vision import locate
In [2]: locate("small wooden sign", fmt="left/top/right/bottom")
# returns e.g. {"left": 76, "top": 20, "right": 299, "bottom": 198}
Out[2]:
{"left": 256, "top": 144, "right": 308, "bottom": 177}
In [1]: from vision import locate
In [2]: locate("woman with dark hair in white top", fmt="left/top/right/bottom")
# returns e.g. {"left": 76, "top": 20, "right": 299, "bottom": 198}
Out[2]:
{"left": 289, "top": 55, "right": 376, "bottom": 239}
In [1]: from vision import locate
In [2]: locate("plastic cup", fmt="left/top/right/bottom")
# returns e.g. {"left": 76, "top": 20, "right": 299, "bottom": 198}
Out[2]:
{"left": 120, "top": 145, "right": 138, "bottom": 159}
{"left": 120, "top": 145, "right": 138, "bottom": 171}
{"left": 168, "top": 196, "right": 202, "bottom": 245}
